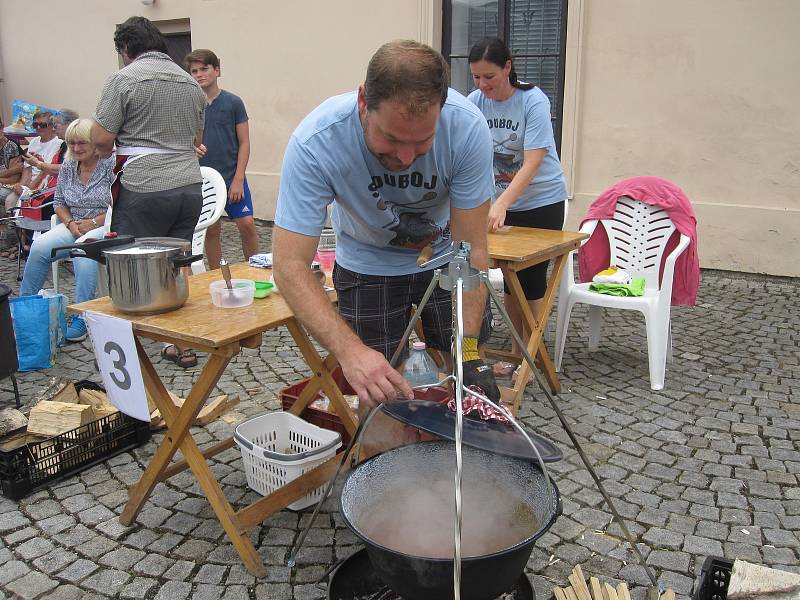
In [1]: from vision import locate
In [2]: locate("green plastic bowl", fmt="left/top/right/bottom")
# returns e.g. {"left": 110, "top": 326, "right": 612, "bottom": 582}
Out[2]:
{"left": 254, "top": 281, "right": 274, "bottom": 299}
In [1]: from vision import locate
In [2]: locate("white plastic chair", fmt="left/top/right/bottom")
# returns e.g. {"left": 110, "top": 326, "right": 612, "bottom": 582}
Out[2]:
{"left": 52, "top": 204, "right": 112, "bottom": 294}
{"left": 554, "top": 197, "right": 690, "bottom": 391}
{"left": 190, "top": 166, "right": 227, "bottom": 274}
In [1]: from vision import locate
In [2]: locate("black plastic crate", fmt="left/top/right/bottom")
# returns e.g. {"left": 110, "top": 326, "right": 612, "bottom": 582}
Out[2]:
{"left": 694, "top": 556, "right": 734, "bottom": 600}
{"left": 0, "top": 411, "right": 151, "bottom": 500}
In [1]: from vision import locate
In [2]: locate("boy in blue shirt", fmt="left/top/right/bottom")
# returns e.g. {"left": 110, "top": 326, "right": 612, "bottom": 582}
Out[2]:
{"left": 273, "top": 40, "right": 500, "bottom": 407}
{"left": 187, "top": 49, "right": 258, "bottom": 269}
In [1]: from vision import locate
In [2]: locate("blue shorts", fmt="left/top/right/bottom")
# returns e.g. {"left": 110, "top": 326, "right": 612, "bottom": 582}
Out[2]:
{"left": 225, "top": 177, "right": 254, "bottom": 219}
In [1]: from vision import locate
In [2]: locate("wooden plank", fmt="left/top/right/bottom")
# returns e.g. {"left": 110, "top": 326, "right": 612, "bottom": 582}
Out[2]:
{"left": 573, "top": 565, "right": 594, "bottom": 600}
{"left": 659, "top": 590, "right": 675, "bottom": 600}
{"left": 565, "top": 586, "right": 580, "bottom": 600}
{"left": 554, "top": 588, "right": 570, "bottom": 600}
{"left": 604, "top": 583, "right": 620, "bottom": 600}
{"left": 616, "top": 582, "right": 631, "bottom": 600}
{"left": 47, "top": 382, "right": 79, "bottom": 404}
{"left": 155, "top": 438, "right": 237, "bottom": 483}
{"left": 195, "top": 394, "right": 239, "bottom": 426}
{"left": 590, "top": 577, "right": 604, "bottom": 600}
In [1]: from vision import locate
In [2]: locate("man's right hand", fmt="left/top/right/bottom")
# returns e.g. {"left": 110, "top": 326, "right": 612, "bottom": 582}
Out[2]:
{"left": 338, "top": 345, "right": 414, "bottom": 408}
{"left": 195, "top": 144, "right": 207, "bottom": 159}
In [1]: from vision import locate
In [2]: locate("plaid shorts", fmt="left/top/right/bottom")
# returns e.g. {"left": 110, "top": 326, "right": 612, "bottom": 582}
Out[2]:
{"left": 333, "top": 263, "right": 493, "bottom": 362}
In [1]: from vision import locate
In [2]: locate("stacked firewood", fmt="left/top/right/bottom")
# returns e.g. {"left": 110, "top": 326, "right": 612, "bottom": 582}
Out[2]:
{"left": 554, "top": 565, "right": 674, "bottom": 600}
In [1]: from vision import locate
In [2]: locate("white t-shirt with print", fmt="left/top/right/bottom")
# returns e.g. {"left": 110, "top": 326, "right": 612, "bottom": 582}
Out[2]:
{"left": 27, "top": 136, "right": 63, "bottom": 179}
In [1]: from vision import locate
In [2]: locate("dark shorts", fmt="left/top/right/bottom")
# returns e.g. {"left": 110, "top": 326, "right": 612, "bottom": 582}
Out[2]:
{"left": 503, "top": 201, "right": 566, "bottom": 300}
{"left": 112, "top": 183, "right": 203, "bottom": 242}
{"left": 225, "top": 177, "right": 254, "bottom": 220}
{"left": 333, "top": 263, "right": 493, "bottom": 362}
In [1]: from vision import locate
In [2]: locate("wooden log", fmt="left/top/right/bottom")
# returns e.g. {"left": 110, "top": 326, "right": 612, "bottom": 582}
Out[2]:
{"left": 570, "top": 572, "right": 593, "bottom": 600}
{"left": 27, "top": 401, "right": 95, "bottom": 437}
{"left": 616, "top": 582, "right": 632, "bottom": 600}
{"left": 573, "top": 565, "right": 594, "bottom": 600}
{"left": 565, "top": 586, "right": 580, "bottom": 600}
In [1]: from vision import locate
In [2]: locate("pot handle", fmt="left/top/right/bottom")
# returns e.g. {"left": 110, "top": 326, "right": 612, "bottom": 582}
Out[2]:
{"left": 172, "top": 253, "right": 204, "bottom": 268}
{"left": 314, "top": 555, "right": 348, "bottom": 590}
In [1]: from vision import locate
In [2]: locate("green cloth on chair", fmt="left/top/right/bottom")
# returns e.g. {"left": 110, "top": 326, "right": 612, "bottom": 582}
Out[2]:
{"left": 589, "top": 276, "right": 646, "bottom": 297}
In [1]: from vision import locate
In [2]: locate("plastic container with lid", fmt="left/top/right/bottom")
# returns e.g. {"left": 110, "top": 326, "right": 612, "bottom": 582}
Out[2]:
{"left": 209, "top": 279, "right": 255, "bottom": 308}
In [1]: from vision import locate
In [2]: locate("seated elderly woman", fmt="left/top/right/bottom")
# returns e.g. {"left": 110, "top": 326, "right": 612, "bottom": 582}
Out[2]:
{"left": 19, "top": 118, "right": 114, "bottom": 342}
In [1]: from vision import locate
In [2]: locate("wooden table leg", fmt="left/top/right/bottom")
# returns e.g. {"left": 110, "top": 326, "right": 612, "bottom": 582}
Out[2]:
{"left": 503, "top": 254, "right": 569, "bottom": 413}
{"left": 286, "top": 320, "right": 358, "bottom": 436}
{"left": 121, "top": 339, "right": 268, "bottom": 577}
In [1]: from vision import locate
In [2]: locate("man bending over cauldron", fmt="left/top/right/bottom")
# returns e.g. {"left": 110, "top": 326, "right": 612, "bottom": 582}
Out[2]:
{"left": 273, "top": 40, "right": 500, "bottom": 409}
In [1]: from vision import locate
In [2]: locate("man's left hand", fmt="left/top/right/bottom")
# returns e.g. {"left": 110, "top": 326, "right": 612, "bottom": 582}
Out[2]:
{"left": 229, "top": 179, "right": 244, "bottom": 203}
{"left": 462, "top": 359, "right": 501, "bottom": 404}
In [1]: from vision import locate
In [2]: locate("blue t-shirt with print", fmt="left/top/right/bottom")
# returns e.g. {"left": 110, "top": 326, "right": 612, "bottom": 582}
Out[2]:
{"left": 468, "top": 86, "right": 566, "bottom": 212}
{"left": 199, "top": 90, "right": 248, "bottom": 185}
{"left": 275, "top": 89, "right": 495, "bottom": 276}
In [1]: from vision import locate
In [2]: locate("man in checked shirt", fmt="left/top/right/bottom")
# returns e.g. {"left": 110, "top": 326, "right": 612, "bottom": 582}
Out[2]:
{"left": 91, "top": 16, "right": 206, "bottom": 243}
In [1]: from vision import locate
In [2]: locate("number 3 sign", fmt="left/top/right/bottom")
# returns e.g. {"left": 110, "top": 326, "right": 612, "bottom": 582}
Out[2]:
{"left": 84, "top": 311, "right": 151, "bottom": 422}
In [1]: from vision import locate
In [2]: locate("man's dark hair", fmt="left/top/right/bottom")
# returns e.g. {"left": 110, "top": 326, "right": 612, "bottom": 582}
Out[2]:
{"left": 185, "top": 49, "right": 220, "bottom": 69}
{"left": 114, "top": 16, "right": 168, "bottom": 59}
{"left": 364, "top": 40, "right": 449, "bottom": 116}
{"left": 32, "top": 111, "right": 55, "bottom": 127}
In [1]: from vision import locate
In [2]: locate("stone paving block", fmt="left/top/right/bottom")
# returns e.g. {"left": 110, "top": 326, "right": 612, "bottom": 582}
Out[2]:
{"left": 14, "top": 536, "right": 55, "bottom": 560}
{"left": 164, "top": 559, "right": 196, "bottom": 581}
{"left": 134, "top": 553, "right": 175, "bottom": 577}
{"left": 81, "top": 568, "right": 131, "bottom": 595}
{"left": 255, "top": 583, "right": 293, "bottom": 599}
{"left": 4, "top": 570, "right": 59, "bottom": 599}
{"left": 56, "top": 558, "right": 99, "bottom": 583}
{"left": 762, "top": 545, "right": 798, "bottom": 565}
{"left": 642, "top": 527, "right": 684, "bottom": 550}
{"left": 32, "top": 547, "right": 78, "bottom": 575}
{"left": 647, "top": 550, "right": 690, "bottom": 572}
{"left": 0, "top": 511, "right": 31, "bottom": 533}
{"left": 0, "top": 560, "right": 29, "bottom": 585}
{"left": 3, "top": 526, "right": 37, "bottom": 545}
{"left": 683, "top": 534, "right": 724, "bottom": 556}
{"left": 153, "top": 580, "right": 193, "bottom": 600}
{"left": 43, "top": 584, "right": 86, "bottom": 600}
{"left": 23, "top": 499, "right": 62, "bottom": 521}
{"left": 194, "top": 563, "right": 228, "bottom": 584}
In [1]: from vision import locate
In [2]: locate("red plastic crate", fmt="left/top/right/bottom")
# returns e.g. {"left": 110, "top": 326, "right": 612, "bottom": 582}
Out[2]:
{"left": 279, "top": 367, "right": 451, "bottom": 445}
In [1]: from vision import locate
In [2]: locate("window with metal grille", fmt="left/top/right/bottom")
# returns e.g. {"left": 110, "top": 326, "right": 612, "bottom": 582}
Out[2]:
{"left": 443, "top": 0, "right": 568, "bottom": 151}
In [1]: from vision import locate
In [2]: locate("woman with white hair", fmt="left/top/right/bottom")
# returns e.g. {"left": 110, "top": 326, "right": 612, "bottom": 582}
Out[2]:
{"left": 19, "top": 118, "right": 114, "bottom": 342}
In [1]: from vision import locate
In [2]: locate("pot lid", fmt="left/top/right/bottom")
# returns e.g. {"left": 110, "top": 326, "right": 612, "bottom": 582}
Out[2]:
{"left": 103, "top": 237, "right": 190, "bottom": 256}
{"left": 381, "top": 400, "right": 563, "bottom": 463}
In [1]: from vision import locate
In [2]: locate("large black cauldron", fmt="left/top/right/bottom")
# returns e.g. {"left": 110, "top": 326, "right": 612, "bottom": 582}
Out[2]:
{"left": 340, "top": 441, "right": 561, "bottom": 600}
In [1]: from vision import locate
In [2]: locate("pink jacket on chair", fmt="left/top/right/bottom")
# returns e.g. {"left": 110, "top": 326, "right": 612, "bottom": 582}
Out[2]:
{"left": 578, "top": 176, "right": 700, "bottom": 307}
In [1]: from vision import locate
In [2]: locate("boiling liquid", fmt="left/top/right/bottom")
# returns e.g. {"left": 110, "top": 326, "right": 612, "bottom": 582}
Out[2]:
{"left": 355, "top": 475, "right": 538, "bottom": 559}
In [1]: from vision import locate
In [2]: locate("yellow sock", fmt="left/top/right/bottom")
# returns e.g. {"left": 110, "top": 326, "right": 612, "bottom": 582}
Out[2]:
{"left": 463, "top": 336, "right": 480, "bottom": 362}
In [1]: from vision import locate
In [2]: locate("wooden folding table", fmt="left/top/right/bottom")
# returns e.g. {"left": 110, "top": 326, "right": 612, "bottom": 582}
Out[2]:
{"left": 486, "top": 227, "right": 588, "bottom": 413}
{"left": 69, "top": 263, "right": 356, "bottom": 577}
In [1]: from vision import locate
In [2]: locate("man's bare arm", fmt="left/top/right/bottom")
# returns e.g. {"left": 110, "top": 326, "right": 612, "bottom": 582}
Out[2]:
{"left": 91, "top": 121, "right": 116, "bottom": 158}
{"left": 272, "top": 226, "right": 412, "bottom": 405}
{"left": 449, "top": 199, "right": 491, "bottom": 336}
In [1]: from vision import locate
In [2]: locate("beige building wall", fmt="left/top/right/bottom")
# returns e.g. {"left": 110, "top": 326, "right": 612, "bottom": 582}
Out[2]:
{"left": 1, "top": 0, "right": 797, "bottom": 275}
{"left": 0, "top": 0, "right": 441, "bottom": 219}
{"left": 561, "top": 0, "right": 800, "bottom": 276}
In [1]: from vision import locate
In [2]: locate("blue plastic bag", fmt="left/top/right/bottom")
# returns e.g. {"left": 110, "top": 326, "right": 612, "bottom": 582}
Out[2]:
{"left": 9, "top": 294, "right": 67, "bottom": 371}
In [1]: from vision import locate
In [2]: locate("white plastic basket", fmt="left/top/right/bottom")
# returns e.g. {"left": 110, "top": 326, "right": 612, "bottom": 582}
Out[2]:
{"left": 233, "top": 411, "right": 342, "bottom": 510}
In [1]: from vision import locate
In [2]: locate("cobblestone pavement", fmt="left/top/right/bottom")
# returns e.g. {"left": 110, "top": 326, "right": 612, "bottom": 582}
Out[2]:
{"left": 1, "top": 219, "right": 798, "bottom": 600}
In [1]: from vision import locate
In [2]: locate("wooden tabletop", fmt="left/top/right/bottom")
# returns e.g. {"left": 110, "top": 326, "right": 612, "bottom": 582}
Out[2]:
{"left": 69, "top": 263, "right": 333, "bottom": 350}
{"left": 488, "top": 226, "right": 587, "bottom": 263}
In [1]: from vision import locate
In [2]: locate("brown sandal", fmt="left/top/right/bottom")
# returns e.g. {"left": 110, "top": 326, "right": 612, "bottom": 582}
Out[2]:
{"left": 161, "top": 344, "right": 198, "bottom": 369}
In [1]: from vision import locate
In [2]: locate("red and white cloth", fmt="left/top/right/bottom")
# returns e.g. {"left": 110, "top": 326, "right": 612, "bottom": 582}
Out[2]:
{"left": 447, "top": 386, "right": 509, "bottom": 423}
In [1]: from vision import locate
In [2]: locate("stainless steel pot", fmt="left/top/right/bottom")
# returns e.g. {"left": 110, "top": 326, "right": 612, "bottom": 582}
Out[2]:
{"left": 52, "top": 235, "right": 202, "bottom": 315}
{"left": 101, "top": 238, "right": 201, "bottom": 314}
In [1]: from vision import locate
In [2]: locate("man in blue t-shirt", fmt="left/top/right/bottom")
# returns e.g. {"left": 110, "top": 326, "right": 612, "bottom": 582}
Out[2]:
{"left": 274, "top": 40, "right": 500, "bottom": 406}
{"left": 187, "top": 49, "right": 259, "bottom": 269}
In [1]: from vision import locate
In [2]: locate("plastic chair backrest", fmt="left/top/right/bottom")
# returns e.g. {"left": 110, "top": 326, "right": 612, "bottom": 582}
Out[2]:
{"left": 600, "top": 196, "right": 676, "bottom": 290}
{"left": 192, "top": 167, "right": 227, "bottom": 257}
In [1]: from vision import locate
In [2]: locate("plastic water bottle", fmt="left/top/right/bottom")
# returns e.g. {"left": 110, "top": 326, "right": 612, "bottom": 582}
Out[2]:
{"left": 404, "top": 341, "right": 439, "bottom": 387}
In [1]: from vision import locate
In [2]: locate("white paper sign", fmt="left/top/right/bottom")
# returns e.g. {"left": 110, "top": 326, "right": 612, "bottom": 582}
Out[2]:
{"left": 84, "top": 311, "right": 151, "bottom": 422}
